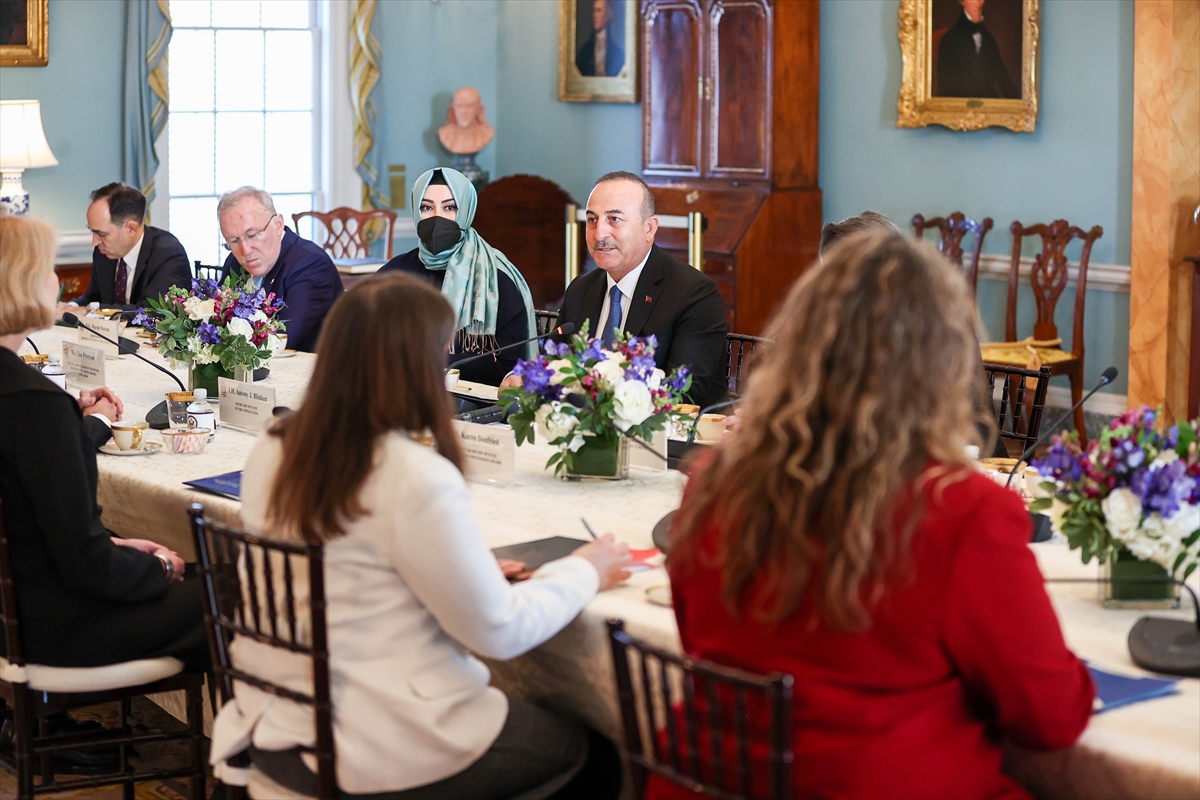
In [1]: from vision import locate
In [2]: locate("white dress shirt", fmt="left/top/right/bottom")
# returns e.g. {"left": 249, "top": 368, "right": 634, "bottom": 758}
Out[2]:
{"left": 596, "top": 248, "right": 651, "bottom": 341}
{"left": 210, "top": 431, "right": 601, "bottom": 793}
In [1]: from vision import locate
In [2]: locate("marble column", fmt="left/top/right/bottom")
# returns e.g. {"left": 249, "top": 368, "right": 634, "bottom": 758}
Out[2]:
{"left": 1129, "top": 0, "right": 1199, "bottom": 419}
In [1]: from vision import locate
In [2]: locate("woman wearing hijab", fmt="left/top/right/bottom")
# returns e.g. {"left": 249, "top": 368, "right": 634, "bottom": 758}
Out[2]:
{"left": 379, "top": 168, "right": 537, "bottom": 386}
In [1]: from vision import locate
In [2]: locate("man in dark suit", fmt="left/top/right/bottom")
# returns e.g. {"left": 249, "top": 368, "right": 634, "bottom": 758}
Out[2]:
{"left": 936, "top": 0, "right": 1019, "bottom": 99}
{"left": 217, "top": 186, "right": 343, "bottom": 353}
{"left": 575, "top": 0, "right": 625, "bottom": 77}
{"left": 60, "top": 183, "right": 191, "bottom": 316}
{"left": 506, "top": 172, "right": 727, "bottom": 407}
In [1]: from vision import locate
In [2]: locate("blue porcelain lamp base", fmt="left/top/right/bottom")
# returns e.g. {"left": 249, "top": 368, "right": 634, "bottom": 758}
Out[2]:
{"left": 0, "top": 170, "right": 30, "bottom": 216}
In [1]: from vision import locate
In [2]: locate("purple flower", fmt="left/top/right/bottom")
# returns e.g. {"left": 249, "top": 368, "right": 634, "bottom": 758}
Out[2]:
{"left": 1033, "top": 440, "right": 1084, "bottom": 482}
{"left": 580, "top": 339, "right": 605, "bottom": 363}
{"left": 234, "top": 287, "right": 266, "bottom": 319}
{"left": 513, "top": 357, "right": 562, "bottom": 401}
{"left": 191, "top": 277, "right": 220, "bottom": 300}
{"left": 666, "top": 366, "right": 691, "bottom": 393}
{"left": 131, "top": 307, "right": 154, "bottom": 328}
{"left": 1131, "top": 459, "right": 1195, "bottom": 519}
{"left": 624, "top": 352, "right": 657, "bottom": 383}
{"left": 198, "top": 322, "right": 222, "bottom": 345}
{"left": 542, "top": 340, "right": 570, "bottom": 358}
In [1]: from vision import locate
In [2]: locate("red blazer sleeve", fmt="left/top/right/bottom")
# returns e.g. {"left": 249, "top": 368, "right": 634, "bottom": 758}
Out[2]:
{"left": 944, "top": 485, "right": 1095, "bottom": 750}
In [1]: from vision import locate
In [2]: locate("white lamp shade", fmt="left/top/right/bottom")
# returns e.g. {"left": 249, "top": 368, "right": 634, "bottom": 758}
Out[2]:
{"left": 0, "top": 100, "right": 58, "bottom": 170}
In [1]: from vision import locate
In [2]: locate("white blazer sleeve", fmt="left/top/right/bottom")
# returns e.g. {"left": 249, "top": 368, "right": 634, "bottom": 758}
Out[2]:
{"left": 385, "top": 458, "right": 600, "bottom": 661}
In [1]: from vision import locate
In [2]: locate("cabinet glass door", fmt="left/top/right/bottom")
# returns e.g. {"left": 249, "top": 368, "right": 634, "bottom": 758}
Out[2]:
{"left": 642, "top": 0, "right": 704, "bottom": 177}
{"left": 707, "top": 0, "right": 771, "bottom": 179}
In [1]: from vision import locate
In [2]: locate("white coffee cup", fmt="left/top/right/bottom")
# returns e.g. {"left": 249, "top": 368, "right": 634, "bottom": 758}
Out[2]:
{"left": 111, "top": 421, "right": 148, "bottom": 451}
{"left": 696, "top": 413, "right": 727, "bottom": 442}
{"left": 445, "top": 369, "right": 461, "bottom": 390}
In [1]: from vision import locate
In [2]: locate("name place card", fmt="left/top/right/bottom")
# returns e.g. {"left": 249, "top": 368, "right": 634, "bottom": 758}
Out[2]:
{"left": 77, "top": 317, "right": 122, "bottom": 357}
{"left": 629, "top": 429, "right": 667, "bottom": 472}
{"left": 217, "top": 377, "right": 277, "bottom": 432}
{"left": 62, "top": 341, "right": 106, "bottom": 388}
{"left": 452, "top": 420, "right": 515, "bottom": 486}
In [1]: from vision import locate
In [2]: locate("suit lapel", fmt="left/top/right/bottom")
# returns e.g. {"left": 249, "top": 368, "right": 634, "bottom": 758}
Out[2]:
{"left": 130, "top": 229, "right": 153, "bottom": 298}
{"left": 94, "top": 253, "right": 115, "bottom": 304}
{"left": 580, "top": 270, "right": 607, "bottom": 339}
{"left": 623, "top": 246, "right": 665, "bottom": 337}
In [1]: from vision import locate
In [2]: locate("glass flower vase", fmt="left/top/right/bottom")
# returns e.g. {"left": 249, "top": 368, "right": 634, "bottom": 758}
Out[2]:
{"left": 565, "top": 432, "right": 630, "bottom": 481}
{"left": 189, "top": 363, "right": 234, "bottom": 396}
{"left": 1103, "top": 546, "right": 1180, "bottom": 610}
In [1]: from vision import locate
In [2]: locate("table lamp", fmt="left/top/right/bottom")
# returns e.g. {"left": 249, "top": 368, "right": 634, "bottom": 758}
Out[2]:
{"left": 0, "top": 99, "right": 58, "bottom": 216}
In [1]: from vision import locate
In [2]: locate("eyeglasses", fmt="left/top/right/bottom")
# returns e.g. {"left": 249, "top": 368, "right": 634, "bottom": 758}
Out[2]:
{"left": 89, "top": 227, "right": 119, "bottom": 241}
{"left": 222, "top": 214, "right": 279, "bottom": 251}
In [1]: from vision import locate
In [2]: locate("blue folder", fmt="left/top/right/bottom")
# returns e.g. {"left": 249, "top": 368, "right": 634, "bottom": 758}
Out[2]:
{"left": 1088, "top": 662, "right": 1179, "bottom": 713}
{"left": 183, "top": 471, "right": 243, "bottom": 501}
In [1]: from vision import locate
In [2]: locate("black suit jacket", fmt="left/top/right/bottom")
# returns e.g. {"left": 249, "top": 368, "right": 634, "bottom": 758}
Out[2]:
{"left": 575, "top": 22, "right": 626, "bottom": 77}
{"left": 78, "top": 225, "right": 192, "bottom": 313}
{"left": 0, "top": 349, "right": 170, "bottom": 664}
{"left": 557, "top": 245, "right": 728, "bottom": 407}
{"left": 937, "top": 13, "right": 1019, "bottom": 99}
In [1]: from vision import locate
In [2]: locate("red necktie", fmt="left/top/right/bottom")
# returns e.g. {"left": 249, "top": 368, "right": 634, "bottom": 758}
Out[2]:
{"left": 114, "top": 258, "right": 128, "bottom": 304}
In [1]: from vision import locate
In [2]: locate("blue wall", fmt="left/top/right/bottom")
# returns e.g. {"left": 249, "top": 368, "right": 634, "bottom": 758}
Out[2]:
{"left": 820, "top": 0, "right": 1134, "bottom": 394}
{"left": 0, "top": 0, "right": 123, "bottom": 230}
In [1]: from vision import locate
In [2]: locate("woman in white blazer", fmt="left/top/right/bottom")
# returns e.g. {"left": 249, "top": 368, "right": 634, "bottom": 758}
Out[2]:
{"left": 209, "top": 272, "right": 631, "bottom": 799}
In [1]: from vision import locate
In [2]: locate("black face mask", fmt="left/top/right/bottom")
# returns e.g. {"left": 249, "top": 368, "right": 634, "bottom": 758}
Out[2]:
{"left": 416, "top": 216, "right": 463, "bottom": 255}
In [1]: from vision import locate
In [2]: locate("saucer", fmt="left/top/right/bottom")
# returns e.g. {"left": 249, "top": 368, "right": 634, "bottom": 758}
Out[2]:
{"left": 645, "top": 584, "right": 673, "bottom": 608}
{"left": 273, "top": 349, "right": 297, "bottom": 359}
{"left": 99, "top": 441, "right": 162, "bottom": 456}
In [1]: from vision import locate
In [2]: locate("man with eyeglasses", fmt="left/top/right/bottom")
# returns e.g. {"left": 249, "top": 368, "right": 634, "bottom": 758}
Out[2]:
{"left": 58, "top": 183, "right": 191, "bottom": 318}
{"left": 216, "top": 186, "right": 342, "bottom": 353}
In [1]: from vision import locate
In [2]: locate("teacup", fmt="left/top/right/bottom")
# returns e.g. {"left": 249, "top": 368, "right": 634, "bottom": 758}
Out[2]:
{"left": 445, "top": 369, "right": 461, "bottom": 390}
{"left": 695, "top": 413, "right": 727, "bottom": 442}
{"left": 111, "top": 420, "right": 149, "bottom": 451}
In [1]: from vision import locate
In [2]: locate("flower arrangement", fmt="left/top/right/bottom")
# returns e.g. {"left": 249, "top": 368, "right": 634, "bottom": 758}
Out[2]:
{"left": 1031, "top": 406, "right": 1200, "bottom": 582}
{"left": 132, "top": 276, "right": 286, "bottom": 388}
{"left": 499, "top": 325, "right": 692, "bottom": 476}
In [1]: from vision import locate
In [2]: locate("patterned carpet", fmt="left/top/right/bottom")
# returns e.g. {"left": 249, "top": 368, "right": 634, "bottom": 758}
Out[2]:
{"left": 0, "top": 696, "right": 215, "bottom": 799}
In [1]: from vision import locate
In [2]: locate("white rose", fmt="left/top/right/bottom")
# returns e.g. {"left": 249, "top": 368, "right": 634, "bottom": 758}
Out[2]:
{"left": 546, "top": 359, "right": 575, "bottom": 386}
{"left": 1046, "top": 497, "right": 1070, "bottom": 536}
{"left": 250, "top": 309, "right": 269, "bottom": 324}
{"left": 184, "top": 297, "right": 216, "bottom": 321}
{"left": 186, "top": 335, "right": 218, "bottom": 365}
{"left": 266, "top": 334, "right": 285, "bottom": 354}
{"left": 647, "top": 368, "right": 665, "bottom": 391}
{"left": 227, "top": 317, "right": 255, "bottom": 341}
{"left": 592, "top": 358, "right": 626, "bottom": 390}
{"left": 1150, "top": 450, "right": 1180, "bottom": 469}
{"left": 612, "top": 380, "right": 655, "bottom": 432}
{"left": 1101, "top": 488, "right": 1143, "bottom": 542}
{"left": 1161, "top": 503, "right": 1200, "bottom": 546}
{"left": 565, "top": 430, "right": 586, "bottom": 452}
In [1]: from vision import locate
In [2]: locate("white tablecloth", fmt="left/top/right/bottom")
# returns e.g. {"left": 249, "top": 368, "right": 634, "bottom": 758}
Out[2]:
{"left": 19, "top": 328, "right": 1200, "bottom": 799}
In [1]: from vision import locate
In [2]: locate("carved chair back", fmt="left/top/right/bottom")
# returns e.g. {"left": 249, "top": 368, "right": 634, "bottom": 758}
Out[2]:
{"left": 292, "top": 207, "right": 397, "bottom": 261}
{"left": 725, "top": 333, "right": 769, "bottom": 398}
{"left": 1006, "top": 220, "right": 1103, "bottom": 353}
{"left": 535, "top": 309, "right": 560, "bottom": 338}
{"left": 911, "top": 212, "right": 994, "bottom": 294}
{"left": 190, "top": 503, "right": 337, "bottom": 800}
{"left": 193, "top": 261, "right": 223, "bottom": 284}
{"left": 982, "top": 363, "right": 1052, "bottom": 454}
{"left": 608, "top": 619, "right": 794, "bottom": 800}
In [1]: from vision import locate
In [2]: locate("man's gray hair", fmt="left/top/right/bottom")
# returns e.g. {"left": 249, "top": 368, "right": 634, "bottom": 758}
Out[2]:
{"left": 594, "top": 170, "right": 655, "bottom": 221}
{"left": 217, "top": 186, "right": 277, "bottom": 218}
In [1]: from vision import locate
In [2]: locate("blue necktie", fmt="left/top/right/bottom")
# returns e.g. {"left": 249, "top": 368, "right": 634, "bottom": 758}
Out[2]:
{"left": 601, "top": 285, "right": 623, "bottom": 348}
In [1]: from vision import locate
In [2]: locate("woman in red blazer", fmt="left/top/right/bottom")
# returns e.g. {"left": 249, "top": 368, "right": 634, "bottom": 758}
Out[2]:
{"left": 656, "top": 233, "right": 1094, "bottom": 800}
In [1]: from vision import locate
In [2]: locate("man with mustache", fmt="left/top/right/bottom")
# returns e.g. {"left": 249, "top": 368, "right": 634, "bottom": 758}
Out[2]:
{"left": 504, "top": 171, "right": 727, "bottom": 407}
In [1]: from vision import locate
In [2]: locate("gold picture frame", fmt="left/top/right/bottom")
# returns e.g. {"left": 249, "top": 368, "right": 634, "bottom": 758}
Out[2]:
{"left": 558, "top": 0, "right": 638, "bottom": 103}
{"left": 0, "top": 0, "right": 48, "bottom": 67}
{"left": 897, "top": 0, "right": 1040, "bottom": 132}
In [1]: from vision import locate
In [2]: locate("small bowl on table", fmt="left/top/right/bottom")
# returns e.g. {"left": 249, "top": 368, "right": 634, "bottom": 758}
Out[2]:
{"left": 160, "top": 427, "right": 209, "bottom": 455}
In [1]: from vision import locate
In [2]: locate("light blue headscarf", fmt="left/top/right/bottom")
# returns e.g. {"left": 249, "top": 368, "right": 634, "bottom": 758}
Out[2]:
{"left": 412, "top": 168, "right": 537, "bottom": 360}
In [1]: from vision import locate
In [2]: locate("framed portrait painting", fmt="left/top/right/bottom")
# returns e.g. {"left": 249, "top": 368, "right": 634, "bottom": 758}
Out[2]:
{"left": 0, "top": 0, "right": 48, "bottom": 67}
{"left": 558, "top": 0, "right": 638, "bottom": 103}
{"left": 897, "top": 0, "right": 1039, "bottom": 131}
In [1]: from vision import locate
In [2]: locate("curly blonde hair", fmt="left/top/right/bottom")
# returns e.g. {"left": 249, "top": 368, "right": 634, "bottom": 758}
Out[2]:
{"left": 0, "top": 215, "right": 57, "bottom": 336}
{"left": 672, "top": 232, "right": 989, "bottom": 631}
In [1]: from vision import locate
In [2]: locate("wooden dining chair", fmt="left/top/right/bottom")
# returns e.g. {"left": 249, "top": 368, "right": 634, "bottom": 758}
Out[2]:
{"left": 292, "top": 207, "right": 397, "bottom": 262}
{"left": 193, "top": 261, "right": 223, "bottom": 283}
{"left": 190, "top": 503, "right": 335, "bottom": 800}
{"left": 607, "top": 619, "right": 794, "bottom": 800}
{"left": 995, "top": 219, "right": 1104, "bottom": 442}
{"left": 725, "top": 333, "right": 769, "bottom": 398}
{"left": 911, "top": 211, "right": 994, "bottom": 295}
{"left": 983, "top": 363, "right": 1052, "bottom": 456}
{"left": 534, "top": 309, "right": 560, "bottom": 338}
{"left": 0, "top": 494, "right": 207, "bottom": 800}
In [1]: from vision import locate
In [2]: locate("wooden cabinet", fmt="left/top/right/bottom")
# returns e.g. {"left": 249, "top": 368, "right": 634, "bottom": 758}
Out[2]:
{"left": 641, "top": 0, "right": 821, "bottom": 334}
{"left": 55, "top": 262, "right": 92, "bottom": 303}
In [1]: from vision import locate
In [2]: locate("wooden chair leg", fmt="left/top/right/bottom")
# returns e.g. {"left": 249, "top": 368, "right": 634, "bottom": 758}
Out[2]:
{"left": 37, "top": 713, "right": 52, "bottom": 784}
{"left": 121, "top": 696, "right": 134, "bottom": 800}
{"left": 1069, "top": 372, "right": 1087, "bottom": 445}
{"left": 188, "top": 684, "right": 206, "bottom": 800}
{"left": 13, "top": 690, "right": 35, "bottom": 800}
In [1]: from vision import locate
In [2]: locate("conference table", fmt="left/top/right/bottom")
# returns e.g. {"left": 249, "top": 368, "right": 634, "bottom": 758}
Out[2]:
{"left": 20, "top": 326, "right": 1200, "bottom": 800}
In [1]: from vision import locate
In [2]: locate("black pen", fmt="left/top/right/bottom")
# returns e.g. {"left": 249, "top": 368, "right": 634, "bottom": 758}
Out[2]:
{"left": 581, "top": 518, "right": 598, "bottom": 540}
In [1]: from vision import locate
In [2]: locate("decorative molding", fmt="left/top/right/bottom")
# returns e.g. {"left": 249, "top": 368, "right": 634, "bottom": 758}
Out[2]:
{"left": 55, "top": 230, "right": 94, "bottom": 264}
{"left": 977, "top": 254, "right": 1131, "bottom": 293}
{"left": 1044, "top": 385, "right": 1127, "bottom": 417}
